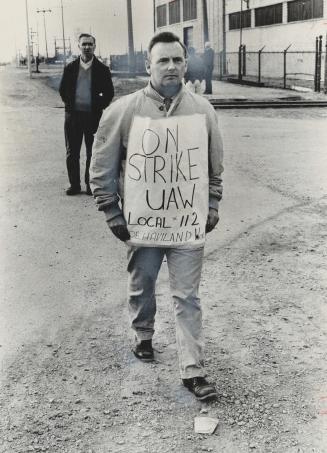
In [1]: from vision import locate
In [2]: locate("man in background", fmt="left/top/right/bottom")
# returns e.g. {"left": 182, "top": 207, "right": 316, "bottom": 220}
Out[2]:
{"left": 203, "top": 41, "right": 214, "bottom": 95}
{"left": 59, "top": 33, "right": 114, "bottom": 195}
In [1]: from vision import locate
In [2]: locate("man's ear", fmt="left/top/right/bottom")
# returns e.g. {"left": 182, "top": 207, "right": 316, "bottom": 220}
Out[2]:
{"left": 145, "top": 59, "right": 151, "bottom": 75}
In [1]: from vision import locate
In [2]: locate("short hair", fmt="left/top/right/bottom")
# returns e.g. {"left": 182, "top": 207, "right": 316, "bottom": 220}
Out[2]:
{"left": 78, "top": 33, "right": 96, "bottom": 45}
{"left": 148, "top": 32, "right": 187, "bottom": 58}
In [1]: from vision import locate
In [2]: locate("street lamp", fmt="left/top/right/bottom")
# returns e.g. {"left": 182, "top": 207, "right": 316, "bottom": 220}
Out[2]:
{"left": 240, "top": 0, "right": 249, "bottom": 49}
{"left": 37, "top": 8, "right": 52, "bottom": 60}
{"left": 239, "top": 0, "right": 250, "bottom": 80}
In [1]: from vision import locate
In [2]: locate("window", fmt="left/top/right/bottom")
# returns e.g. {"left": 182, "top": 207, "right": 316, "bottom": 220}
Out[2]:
{"left": 169, "top": 0, "right": 180, "bottom": 24}
{"left": 183, "top": 0, "right": 197, "bottom": 21}
{"left": 229, "top": 9, "right": 251, "bottom": 30}
{"left": 288, "top": 0, "right": 323, "bottom": 22}
{"left": 255, "top": 3, "right": 283, "bottom": 26}
{"left": 183, "top": 26, "right": 194, "bottom": 48}
{"left": 157, "top": 4, "right": 167, "bottom": 27}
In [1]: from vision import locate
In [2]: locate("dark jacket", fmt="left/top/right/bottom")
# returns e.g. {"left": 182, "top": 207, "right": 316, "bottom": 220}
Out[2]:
{"left": 185, "top": 54, "right": 205, "bottom": 83}
{"left": 203, "top": 47, "right": 214, "bottom": 71}
{"left": 59, "top": 57, "right": 114, "bottom": 115}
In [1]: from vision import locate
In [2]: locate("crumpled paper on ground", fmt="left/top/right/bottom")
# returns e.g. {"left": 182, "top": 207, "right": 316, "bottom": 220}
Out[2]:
{"left": 194, "top": 416, "right": 219, "bottom": 434}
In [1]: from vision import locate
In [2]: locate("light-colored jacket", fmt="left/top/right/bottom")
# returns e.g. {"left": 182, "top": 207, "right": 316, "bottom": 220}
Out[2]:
{"left": 90, "top": 83, "right": 223, "bottom": 224}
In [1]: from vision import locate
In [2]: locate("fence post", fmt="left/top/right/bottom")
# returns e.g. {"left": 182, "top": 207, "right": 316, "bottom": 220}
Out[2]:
{"left": 283, "top": 44, "right": 291, "bottom": 89}
{"left": 317, "top": 35, "right": 323, "bottom": 92}
{"left": 315, "top": 36, "right": 318, "bottom": 91}
{"left": 243, "top": 45, "right": 246, "bottom": 76}
{"left": 238, "top": 45, "right": 242, "bottom": 81}
{"left": 324, "top": 34, "right": 327, "bottom": 94}
{"left": 258, "top": 45, "right": 265, "bottom": 84}
{"left": 219, "top": 51, "right": 223, "bottom": 80}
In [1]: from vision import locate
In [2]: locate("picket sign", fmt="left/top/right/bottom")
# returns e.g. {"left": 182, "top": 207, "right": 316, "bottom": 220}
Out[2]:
{"left": 124, "top": 114, "right": 209, "bottom": 247}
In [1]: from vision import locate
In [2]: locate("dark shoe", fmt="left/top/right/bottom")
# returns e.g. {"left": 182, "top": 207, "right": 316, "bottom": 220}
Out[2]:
{"left": 183, "top": 377, "right": 217, "bottom": 401}
{"left": 86, "top": 185, "right": 92, "bottom": 196}
{"left": 133, "top": 339, "right": 154, "bottom": 362}
{"left": 66, "top": 186, "right": 81, "bottom": 196}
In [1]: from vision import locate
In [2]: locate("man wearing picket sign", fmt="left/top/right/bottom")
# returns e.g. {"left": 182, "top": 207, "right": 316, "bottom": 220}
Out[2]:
{"left": 90, "top": 32, "right": 223, "bottom": 401}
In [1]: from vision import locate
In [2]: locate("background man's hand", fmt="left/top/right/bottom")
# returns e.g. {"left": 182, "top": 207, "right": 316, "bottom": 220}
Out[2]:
{"left": 206, "top": 208, "right": 219, "bottom": 233}
{"left": 107, "top": 215, "right": 130, "bottom": 242}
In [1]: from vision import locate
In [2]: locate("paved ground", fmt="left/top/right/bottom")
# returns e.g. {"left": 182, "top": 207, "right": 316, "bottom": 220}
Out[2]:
{"left": 209, "top": 79, "right": 327, "bottom": 101}
{"left": 0, "top": 65, "right": 327, "bottom": 452}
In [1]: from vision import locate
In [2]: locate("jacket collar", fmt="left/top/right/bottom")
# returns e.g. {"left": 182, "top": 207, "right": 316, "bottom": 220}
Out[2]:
{"left": 79, "top": 56, "right": 94, "bottom": 70}
{"left": 144, "top": 82, "right": 186, "bottom": 114}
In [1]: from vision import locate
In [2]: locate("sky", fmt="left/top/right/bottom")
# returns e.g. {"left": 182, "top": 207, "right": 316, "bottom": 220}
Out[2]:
{"left": 0, "top": 0, "right": 155, "bottom": 62}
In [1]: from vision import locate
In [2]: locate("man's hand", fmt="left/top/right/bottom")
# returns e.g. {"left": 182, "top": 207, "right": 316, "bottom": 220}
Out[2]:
{"left": 110, "top": 225, "right": 131, "bottom": 242}
{"left": 107, "top": 215, "right": 130, "bottom": 242}
{"left": 206, "top": 208, "right": 219, "bottom": 233}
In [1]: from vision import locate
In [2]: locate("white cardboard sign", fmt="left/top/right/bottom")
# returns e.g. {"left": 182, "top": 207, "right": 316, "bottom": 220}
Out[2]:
{"left": 124, "top": 114, "right": 209, "bottom": 247}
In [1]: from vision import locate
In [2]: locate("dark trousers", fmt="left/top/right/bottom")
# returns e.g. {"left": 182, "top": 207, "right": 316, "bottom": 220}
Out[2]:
{"left": 204, "top": 68, "right": 213, "bottom": 94}
{"left": 64, "top": 111, "right": 97, "bottom": 188}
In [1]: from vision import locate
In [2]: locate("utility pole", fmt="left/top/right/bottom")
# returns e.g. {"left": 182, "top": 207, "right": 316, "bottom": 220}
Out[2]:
{"left": 25, "top": 0, "right": 32, "bottom": 78}
{"left": 60, "top": 0, "right": 66, "bottom": 66}
{"left": 202, "top": 0, "right": 209, "bottom": 44}
{"left": 222, "top": 0, "right": 226, "bottom": 75}
{"left": 36, "top": 21, "right": 40, "bottom": 57}
{"left": 37, "top": 8, "right": 52, "bottom": 60}
{"left": 126, "top": 0, "right": 136, "bottom": 75}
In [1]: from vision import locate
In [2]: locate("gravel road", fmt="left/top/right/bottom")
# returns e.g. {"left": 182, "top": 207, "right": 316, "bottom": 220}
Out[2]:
{"left": 0, "top": 66, "right": 326, "bottom": 453}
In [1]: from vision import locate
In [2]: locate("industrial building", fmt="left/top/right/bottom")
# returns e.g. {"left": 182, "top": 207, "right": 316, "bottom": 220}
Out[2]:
{"left": 154, "top": 0, "right": 326, "bottom": 52}
{"left": 153, "top": 0, "right": 327, "bottom": 88}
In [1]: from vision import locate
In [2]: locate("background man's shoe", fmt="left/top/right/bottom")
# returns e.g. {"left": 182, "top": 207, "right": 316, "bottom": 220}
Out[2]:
{"left": 66, "top": 186, "right": 81, "bottom": 196}
{"left": 133, "top": 339, "right": 154, "bottom": 362}
{"left": 86, "top": 185, "right": 92, "bottom": 195}
{"left": 182, "top": 377, "right": 217, "bottom": 401}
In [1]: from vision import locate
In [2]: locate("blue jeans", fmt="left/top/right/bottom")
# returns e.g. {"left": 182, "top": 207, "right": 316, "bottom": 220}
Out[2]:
{"left": 127, "top": 246, "right": 205, "bottom": 379}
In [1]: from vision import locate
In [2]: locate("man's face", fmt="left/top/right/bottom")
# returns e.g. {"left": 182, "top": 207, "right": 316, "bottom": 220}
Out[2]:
{"left": 146, "top": 41, "right": 187, "bottom": 96}
{"left": 78, "top": 36, "right": 96, "bottom": 62}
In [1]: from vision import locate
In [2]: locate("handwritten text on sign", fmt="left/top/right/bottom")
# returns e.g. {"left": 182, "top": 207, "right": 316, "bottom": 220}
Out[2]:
{"left": 124, "top": 114, "right": 209, "bottom": 247}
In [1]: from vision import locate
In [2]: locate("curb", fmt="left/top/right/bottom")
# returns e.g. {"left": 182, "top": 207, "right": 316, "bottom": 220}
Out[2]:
{"left": 209, "top": 99, "right": 327, "bottom": 109}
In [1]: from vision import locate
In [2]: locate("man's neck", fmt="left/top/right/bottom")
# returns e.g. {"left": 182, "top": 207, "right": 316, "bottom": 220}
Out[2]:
{"left": 80, "top": 55, "right": 93, "bottom": 63}
{"left": 151, "top": 82, "right": 182, "bottom": 99}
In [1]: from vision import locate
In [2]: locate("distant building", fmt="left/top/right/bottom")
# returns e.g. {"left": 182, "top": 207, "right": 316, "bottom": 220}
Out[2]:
{"left": 153, "top": 0, "right": 223, "bottom": 53}
{"left": 153, "top": 0, "right": 326, "bottom": 85}
{"left": 154, "top": 0, "right": 327, "bottom": 53}
{"left": 226, "top": 0, "right": 327, "bottom": 52}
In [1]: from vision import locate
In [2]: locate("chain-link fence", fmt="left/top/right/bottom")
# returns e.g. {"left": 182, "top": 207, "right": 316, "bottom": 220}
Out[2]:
{"left": 218, "top": 50, "right": 326, "bottom": 92}
{"left": 110, "top": 52, "right": 147, "bottom": 74}
{"left": 109, "top": 46, "right": 326, "bottom": 93}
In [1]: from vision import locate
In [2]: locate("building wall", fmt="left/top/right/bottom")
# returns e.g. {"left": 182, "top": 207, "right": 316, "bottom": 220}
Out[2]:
{"left": 225, "top": 0, "right": 327, "bottom": 52}
{"left": 154, "top": 0, "right": 223, "bottom": 52}
{"left": 207, "top": 0, "right": 223, "bottom": 52}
